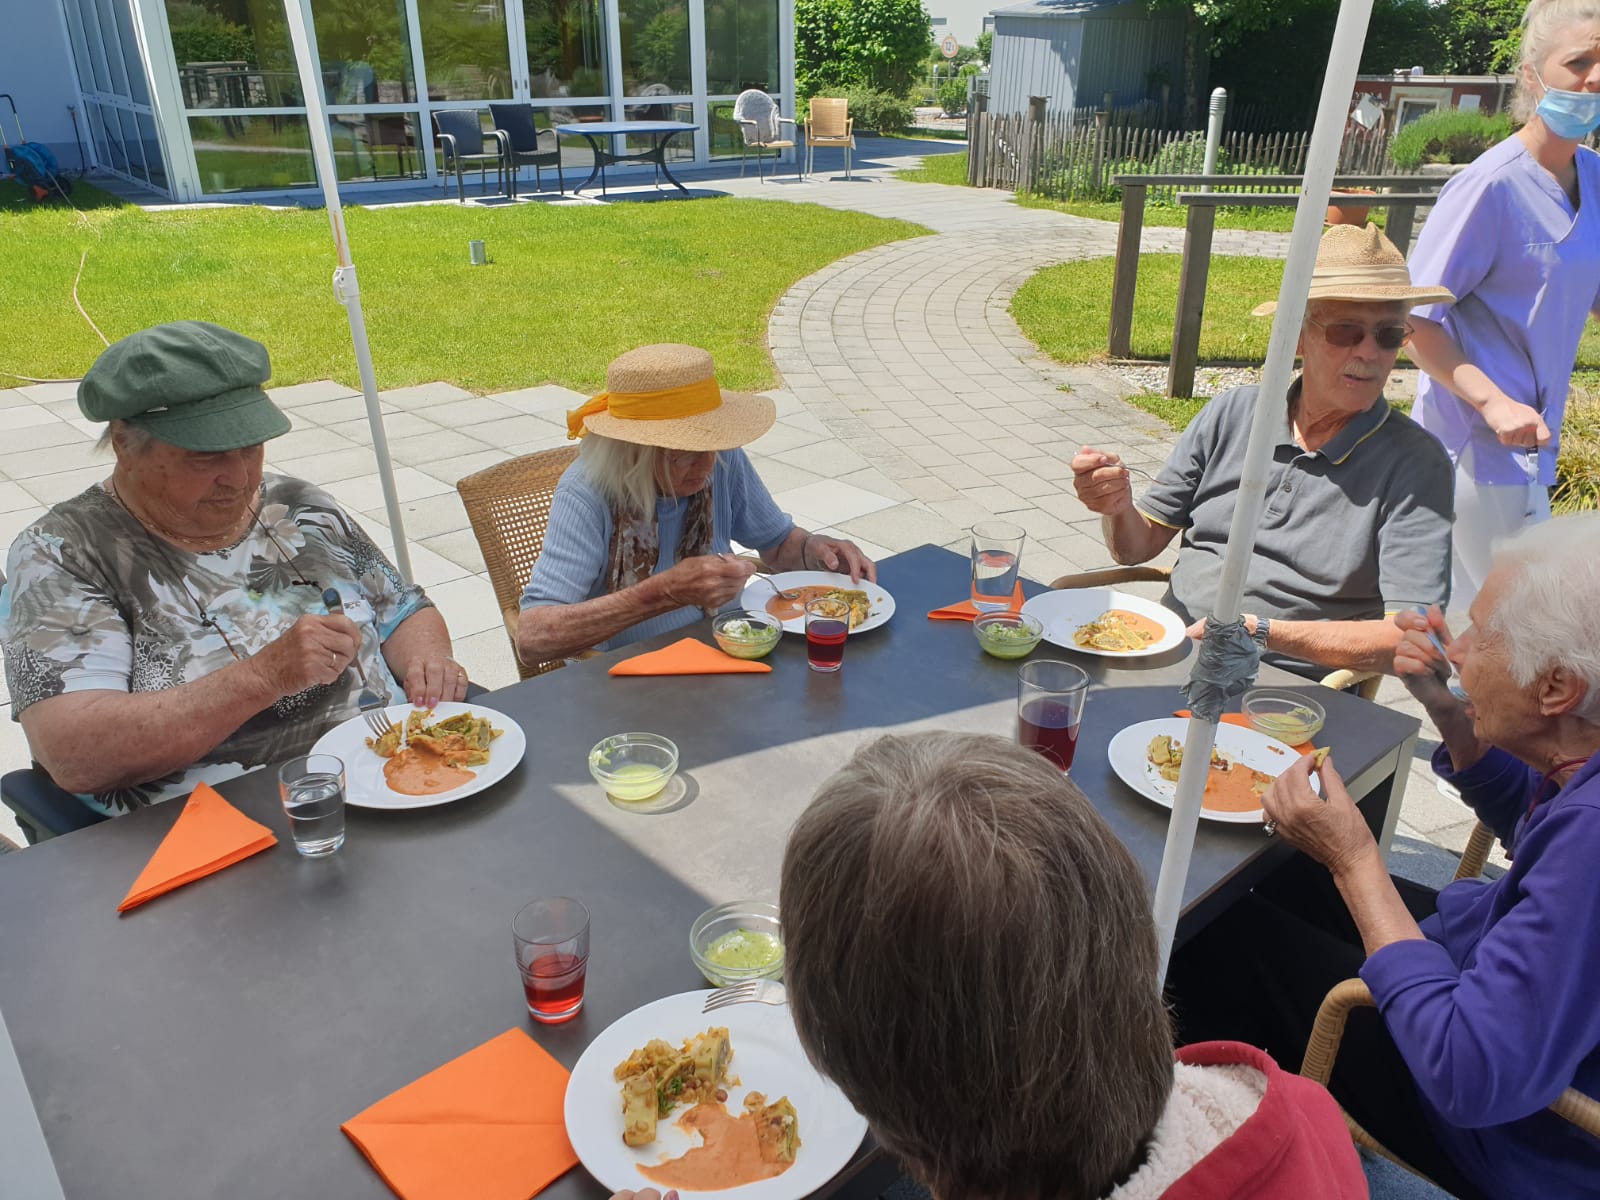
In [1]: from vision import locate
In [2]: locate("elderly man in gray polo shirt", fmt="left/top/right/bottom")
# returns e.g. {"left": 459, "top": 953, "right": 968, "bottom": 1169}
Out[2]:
{"left": 1072, "top": 224, "right": 1456, "bottom": 678}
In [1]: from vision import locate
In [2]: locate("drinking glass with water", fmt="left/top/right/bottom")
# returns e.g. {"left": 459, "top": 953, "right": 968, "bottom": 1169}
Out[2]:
{"left": 970, "top": 521, "right": 1026, "bottom": 613}
{"left": 277, "top": 754, "right": 346, "bottom": 857}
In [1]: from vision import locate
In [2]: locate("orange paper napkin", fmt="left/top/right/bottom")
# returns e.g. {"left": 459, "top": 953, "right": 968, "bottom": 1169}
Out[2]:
{"left": 117, "top": 782, "right": 277, "bottom": 913}
{"left": 1173, "top": 710, "right": 1317, "bottom": 757}
{"left": 609, "top": 636, "right": 772, "bottom": 675}
{"left": 928, "top": 581, "right": 1027, "bottom": 621}
{"left": 342, "top": 1028, "right": 578, "bottom": 1200}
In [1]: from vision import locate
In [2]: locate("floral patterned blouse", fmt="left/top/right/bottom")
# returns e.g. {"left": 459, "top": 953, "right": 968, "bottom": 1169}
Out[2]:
{"left": 0, "top": 474, "right": 432, "bottom": 814}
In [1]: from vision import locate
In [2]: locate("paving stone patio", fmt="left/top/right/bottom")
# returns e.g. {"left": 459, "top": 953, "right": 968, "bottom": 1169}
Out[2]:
{"left": 0, "top": 142, "right": 1490, "bottom": 871}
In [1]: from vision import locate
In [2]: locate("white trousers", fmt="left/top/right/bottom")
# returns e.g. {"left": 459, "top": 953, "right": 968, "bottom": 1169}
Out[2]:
{"left": 1451, "top": 448, "right": 1552, "bottom": 616}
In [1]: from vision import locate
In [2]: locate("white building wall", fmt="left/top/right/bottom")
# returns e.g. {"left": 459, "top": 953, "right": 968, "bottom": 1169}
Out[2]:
{"left": 0, "top": 0, "right": 87, "bottom": 169}
{"left": 924, "top": 0, "right": 995, "bottom": 49}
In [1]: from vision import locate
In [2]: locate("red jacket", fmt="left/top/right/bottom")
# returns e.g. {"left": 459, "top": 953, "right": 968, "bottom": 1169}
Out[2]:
{"left": 1161, "top": 1042, "right": 1367, "bottom": 1199}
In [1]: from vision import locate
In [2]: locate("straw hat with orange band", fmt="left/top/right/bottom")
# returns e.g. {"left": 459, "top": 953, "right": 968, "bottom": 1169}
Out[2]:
{"left": 567, "top": 343, "right": 776, "bottom": 450}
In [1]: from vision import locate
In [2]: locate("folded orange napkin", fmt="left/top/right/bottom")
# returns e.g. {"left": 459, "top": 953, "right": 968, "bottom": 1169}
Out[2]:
{"left": 928, "top": 581, "right": 1027, "bottom": 621}
{"left": 342, "top": 1028, "right": 578, "bottom": 1200}
{"left": 1173, "top": 710, "right": 1316, "bottom": 757}
{"left": 117, "top": 782, "right": 277, "bottom": 913}
{"left": 609, "top": 636, "right": 772, "bottom": 676}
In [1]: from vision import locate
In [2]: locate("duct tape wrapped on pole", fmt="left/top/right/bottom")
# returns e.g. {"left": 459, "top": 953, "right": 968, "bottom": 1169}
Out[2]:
{"left": 1151, "top": 0, "right": 1378, "bottom": 983}
{"left": 280, "top": 0, "right": 415, "bottom": 585}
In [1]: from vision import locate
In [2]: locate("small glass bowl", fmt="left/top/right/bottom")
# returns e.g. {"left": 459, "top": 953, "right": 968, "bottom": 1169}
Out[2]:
{"left": 1242, "top": 689, "right": 1327, "bottom": 744}
{"left": 974, "top": 612, "right": 1044, "bottom": 659}
{"left": 712, "top": 609, "right": 783, "bottom": 660}
{"left": 588, "top": 733, "right": 679, "bottom": 803}
{"left": 690, "top": 900, "right": 785, "bottom": 987}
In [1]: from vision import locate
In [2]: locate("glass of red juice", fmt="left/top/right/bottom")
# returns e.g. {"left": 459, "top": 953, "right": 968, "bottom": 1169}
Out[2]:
{"left": 513, "top": 897, "right": 590, "bottom": 1024}
{"left": 1017, "top": 660, "right": 1090, "bottom": 773}
{"left": 805, "top": 596, "right": 851, "bottom": 673}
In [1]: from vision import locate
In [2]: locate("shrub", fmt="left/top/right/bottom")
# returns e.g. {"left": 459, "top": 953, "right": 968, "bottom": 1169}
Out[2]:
{"left": 936, "top": 77, "right": 968, "bottom": 116}
{"left": 795, "top": 0, "right": 932, "bottom": 98}
{"left": 1555, "top": 386, "right": 1600, "bottom": 514}
{"left": 1147, "top": 131, "right": 1231, "bottom": 177}
{"left": 1389, "top": 108, "right": 1512, "bottom": 170}
{"left": 834, "top": 85, "right": 914, "bottom": 132}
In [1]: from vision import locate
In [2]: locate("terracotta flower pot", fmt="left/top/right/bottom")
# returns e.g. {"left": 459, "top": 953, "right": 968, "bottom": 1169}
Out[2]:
{"left": 1327, "top": 188, "right": 1377, "bottom": 225}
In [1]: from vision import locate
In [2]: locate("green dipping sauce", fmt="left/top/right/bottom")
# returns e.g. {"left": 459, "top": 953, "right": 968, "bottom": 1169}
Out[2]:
{"left": 978, "top": 621, "right": 1040, "bottom": 659}
{"left": 602, "top": 762, "right": 669, "bottom": 802}
{"left": 705, "top": 928, "right": 783, "bottom": 970}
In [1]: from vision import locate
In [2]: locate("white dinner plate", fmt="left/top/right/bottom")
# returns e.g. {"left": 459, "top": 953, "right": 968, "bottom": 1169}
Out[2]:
{"left": 1020, "top": 588, "right": 1187, "bottom": 657}
{"left": 309, "top": 700, "right": 526, "bottom": 811}
{"left": 737, "top": 570, "right": 896, "bottom": 635}
{"left": 565, "top": 990, "right": 868, "bottom": 1199}
{"left": 1106, "top": 718, "right": 1319, "bottom": 825}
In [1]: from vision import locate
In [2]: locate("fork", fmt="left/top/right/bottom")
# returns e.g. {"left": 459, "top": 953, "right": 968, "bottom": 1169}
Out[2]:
{"left": 749, "top": 572, "right": 802, "bottom": 602}
{"left": 702, "top": 979, "right": 787, "bottom": 1013}
{"left": 325, "top": 589, "right": 395, "bottom": 738}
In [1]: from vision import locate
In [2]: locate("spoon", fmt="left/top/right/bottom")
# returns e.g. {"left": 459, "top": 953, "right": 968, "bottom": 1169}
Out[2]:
{"left": 1413, "top": 605, "right": 1469, "bottom": 701}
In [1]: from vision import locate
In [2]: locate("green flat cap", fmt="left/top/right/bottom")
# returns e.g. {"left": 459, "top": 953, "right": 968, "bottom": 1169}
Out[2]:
{"left": 78, "top": 321, "right": 291, "bottom": 451}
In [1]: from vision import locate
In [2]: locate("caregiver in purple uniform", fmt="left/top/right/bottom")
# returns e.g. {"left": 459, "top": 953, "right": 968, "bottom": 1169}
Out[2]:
{"left": 1405, "top": 0, "right": 1600, "bottom": 611}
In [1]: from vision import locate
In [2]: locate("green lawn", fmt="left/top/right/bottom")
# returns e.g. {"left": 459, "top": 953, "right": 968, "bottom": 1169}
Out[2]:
{"left": 1, "top": 183, "right": 924, "bottom": 393}
{"left": 894, "top": 149, "right": 969, "bottom": 185}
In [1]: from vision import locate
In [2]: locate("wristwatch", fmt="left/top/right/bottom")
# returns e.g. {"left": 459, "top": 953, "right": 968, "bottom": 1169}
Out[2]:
{"left": 1251, "top": 616, "right": 1271, "bottom": 649}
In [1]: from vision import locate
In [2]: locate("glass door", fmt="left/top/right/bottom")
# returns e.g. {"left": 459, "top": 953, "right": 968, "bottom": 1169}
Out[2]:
{"left": 508, "top": 0, "right": 612, "bottom": 183}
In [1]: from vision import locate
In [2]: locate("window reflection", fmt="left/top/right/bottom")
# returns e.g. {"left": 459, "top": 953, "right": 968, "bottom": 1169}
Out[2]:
{"left": 521, "top": 0, "right": 606, "bottom": 99}
{"left": 623, "top": 102, "right": 694, "bottom": 160}
{"left": 137, "top": 113, "right": 169, "bottom": 189}
{"left": 163, "top": 0, "right": 301, "bottom": 108}
{"left": 618, "top": 0, "right": 691, "bottom": 96}
{"left": 310, "top": 0, "right": 416, "bottom": 104}
{"left": 417, "top": 0, "right": 512, "bottom": 101}
{"left": 704, "top": 0, "right": 778, "bottom": 95}
{"left": 190, "top": 114, "right": 314, "bottom": 192}
{"left": 329, "top": 114, "right": 423, "bottom": 181}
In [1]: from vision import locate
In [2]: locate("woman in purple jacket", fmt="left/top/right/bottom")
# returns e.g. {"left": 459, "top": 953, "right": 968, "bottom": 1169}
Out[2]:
{"left": 1171, "top": 512, "right": 1600, "bottom": 1199}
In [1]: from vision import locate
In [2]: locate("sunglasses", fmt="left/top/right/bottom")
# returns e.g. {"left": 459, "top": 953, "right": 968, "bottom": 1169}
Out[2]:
{"left": 1306, "top": 316, "right": 1411, "bottom": 351}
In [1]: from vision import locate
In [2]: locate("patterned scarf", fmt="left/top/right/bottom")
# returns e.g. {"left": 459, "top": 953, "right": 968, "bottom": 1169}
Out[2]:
{"left": 605, "top": 481, "right": 716, "bottom": 600}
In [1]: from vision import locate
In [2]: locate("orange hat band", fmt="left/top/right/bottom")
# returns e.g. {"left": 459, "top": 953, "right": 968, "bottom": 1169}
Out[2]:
{"left": 566, "top": 376, "right": 723, "bottom": 440}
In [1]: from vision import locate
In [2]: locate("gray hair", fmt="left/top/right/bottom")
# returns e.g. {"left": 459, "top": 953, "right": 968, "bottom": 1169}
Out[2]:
{"left": 1513, "top": 0, "right": 1600, "bottom": 122}
{"left": 577, "top": 433, "right": 719, "bottom": 519}
{"left": 780, "top": 732, "right": 1174, "bottom": 1200}
{"left": 1486, "top": 512, "right": 1600, "bottom": 723}
{"left": 94, "top": 419, "right": 159, "bottom": 456}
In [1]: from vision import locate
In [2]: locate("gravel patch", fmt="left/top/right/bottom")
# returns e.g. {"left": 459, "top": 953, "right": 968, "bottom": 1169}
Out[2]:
{"left": 1106, "top": 362, "right": 1420, "bottom": 404}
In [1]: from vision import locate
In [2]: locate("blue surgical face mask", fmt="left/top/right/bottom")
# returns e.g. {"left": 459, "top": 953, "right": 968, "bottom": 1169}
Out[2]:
{"left": 1534, "top": 69, "right": 1600, "bottom": 140}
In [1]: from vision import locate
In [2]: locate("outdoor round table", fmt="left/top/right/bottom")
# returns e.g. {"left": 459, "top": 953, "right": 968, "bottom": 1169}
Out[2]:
{"left": 553, "top": 120, "right": 698, "bottom": 197}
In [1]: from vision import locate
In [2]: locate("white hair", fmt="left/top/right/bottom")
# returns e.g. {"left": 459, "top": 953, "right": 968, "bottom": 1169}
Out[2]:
{"left": 95, "top": 419, "right": 160, "bottom": 456}
{"left": 1513, "top": 0, "right": 1600, "bottom": 122}
{"left": 578, "top": 434, "right": 659, "bottom": 521}
{"left": 1486, "top": 512, "right": 1600, "bottom": 723}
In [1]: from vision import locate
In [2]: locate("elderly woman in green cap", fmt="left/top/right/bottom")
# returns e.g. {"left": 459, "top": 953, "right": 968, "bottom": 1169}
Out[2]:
{"left": 0, "top": 321, "right": 465, "bottom": 815}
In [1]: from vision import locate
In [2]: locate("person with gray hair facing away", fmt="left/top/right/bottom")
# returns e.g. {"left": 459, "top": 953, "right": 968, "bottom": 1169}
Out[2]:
{"left": 1404, "top": 0, "right": 1600, "bottom": 612}
{"left": 518, "top": 343, "right": 873, "bottom": 661}
{"left": 771, "top": 732, "right": 1362, "bottom": 1199}
{"left": 1174, "top": 512, "right": 1600, "bottom": 1199}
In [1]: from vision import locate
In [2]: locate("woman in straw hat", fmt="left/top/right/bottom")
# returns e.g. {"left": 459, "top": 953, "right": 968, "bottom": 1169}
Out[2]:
{"left": 1404, "top": 0, "right": 1600, "bottom": 612}
{"left": 1071, "top": 223, "right": 1455, "bottom": 680}
{"left": 518, "top": 344, "right": 874, "bottom": 661}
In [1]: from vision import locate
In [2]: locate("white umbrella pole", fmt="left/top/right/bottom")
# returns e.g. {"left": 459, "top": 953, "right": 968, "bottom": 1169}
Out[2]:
{"left": 1152, "top": 0, "right": 1376, "bottom": 981}
{"left": 282, "top": 0, "right": 414, "bottom": 584}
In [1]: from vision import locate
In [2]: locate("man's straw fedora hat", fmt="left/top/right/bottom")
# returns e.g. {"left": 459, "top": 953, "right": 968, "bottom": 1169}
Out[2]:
{"left": 1252, "top": 223, "right": 1455, "bottom": 316}
{"left": 572, "top": 343, "right": 776, "bottom": 452}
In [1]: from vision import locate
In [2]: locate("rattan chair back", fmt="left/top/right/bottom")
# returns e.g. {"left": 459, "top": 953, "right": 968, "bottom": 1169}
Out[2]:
{"left": 808, "top": 97, "right": 851, "bottom": 140}
{"left": 456, "top": 446, "right": 579, "bottom": 680}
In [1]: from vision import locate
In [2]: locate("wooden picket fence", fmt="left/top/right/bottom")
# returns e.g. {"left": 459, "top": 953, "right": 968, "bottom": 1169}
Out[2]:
{"left": 967, "top": 108, "right": 1396, "bottom": 200}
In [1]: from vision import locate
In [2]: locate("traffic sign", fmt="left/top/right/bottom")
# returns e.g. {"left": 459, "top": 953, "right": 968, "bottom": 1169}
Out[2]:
{"left": 940, "top": 35, "right": 959, "bottom": 59}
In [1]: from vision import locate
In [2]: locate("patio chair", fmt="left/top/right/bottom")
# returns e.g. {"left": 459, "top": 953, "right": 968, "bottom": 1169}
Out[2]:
{"left": 1, "top": 766, "right": 108, "bottom": 845}
{"left": 1048, "top": 564, "right": 1383, "bottom": 700}
{"left": 805, "top": 96, "right": 855, "bottom": 179}
{"left": 732, "top": 89, "right": 797, "bottom": 181}
{"left": 1299, "top": 821, "right": 1600, "bottom": 1183}
{"left": 432, "top": 109, "right": 510, "bottom": 203}
{"left": 456, "top": 446, "right": 580, "bottom": 680}
{"left": 488, "top": 102, "right": 564, "bottom": 197}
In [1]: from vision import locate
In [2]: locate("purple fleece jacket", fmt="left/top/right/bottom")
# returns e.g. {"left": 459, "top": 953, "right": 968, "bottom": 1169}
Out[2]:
{"left": 1361, "top": 747, "right": 1600, "bottom": 1199}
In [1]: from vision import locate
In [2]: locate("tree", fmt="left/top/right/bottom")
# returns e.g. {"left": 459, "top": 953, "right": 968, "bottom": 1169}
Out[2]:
{"left": 795, "top": 0, "right": 932, "bottom": 97}
{"left": 976, "top": 30, "right": 992, "bottom": 65}
{"left": 1439, "top": 0, "right": 1524, "bottom": 74}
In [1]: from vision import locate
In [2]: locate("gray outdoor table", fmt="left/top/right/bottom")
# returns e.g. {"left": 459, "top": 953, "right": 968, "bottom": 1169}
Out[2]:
{"left": 0, "top": 544, "right": 1418, "bottom": 1199}
{"left": 554, "top": 120, "right": 698, "bottom": 196}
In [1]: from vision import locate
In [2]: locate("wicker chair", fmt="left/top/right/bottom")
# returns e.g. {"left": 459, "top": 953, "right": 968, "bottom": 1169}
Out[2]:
{"left": 1301, "top": 819, "right": 1600, "bottom": 1185}
{"left": 804, "top": 97, "right": 855, "bottom": 179}
{"left": 1047, "top": 564, "right": 1384, "bottom": 700}
{"left": 456, "top": 446, "right": 579, "bottom": 680}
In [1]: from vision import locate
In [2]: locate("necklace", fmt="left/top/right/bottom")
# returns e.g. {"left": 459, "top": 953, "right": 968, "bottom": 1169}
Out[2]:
{"left": 106, "top": 477, "right": 259, "bottom": 550}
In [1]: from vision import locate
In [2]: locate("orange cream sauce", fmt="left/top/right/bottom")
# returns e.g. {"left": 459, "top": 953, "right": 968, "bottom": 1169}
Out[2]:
{"left": 382, "top": 745, "right": 476, "bottom": 796}
{"left": 1083, "top": 609, "right": 1166, "bottom": 650}
{"left": 637, "top": 1103, "right": 793, "bottom": 1191}
{"left": 764, "top": 585, "right": 839, "bottom": 623}
{"left": 1201, "top": 761, "right": 1273, "bottom": 814}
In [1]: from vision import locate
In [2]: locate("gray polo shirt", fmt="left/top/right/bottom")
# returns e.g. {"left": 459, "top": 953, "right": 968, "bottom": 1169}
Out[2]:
{"left": 1137, "top": 383, "right": 1453, "bottom": 671}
